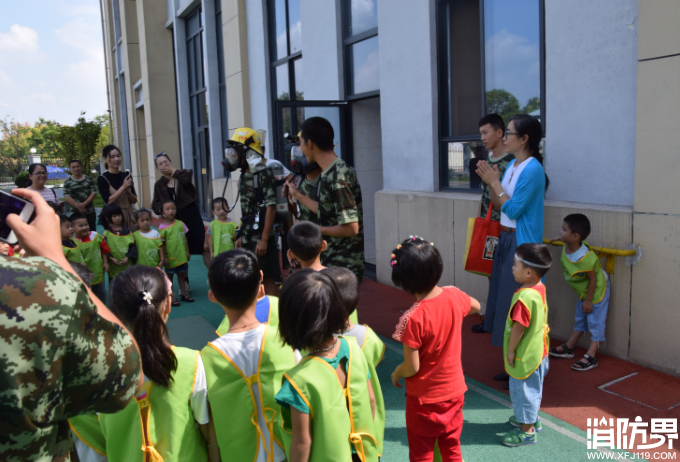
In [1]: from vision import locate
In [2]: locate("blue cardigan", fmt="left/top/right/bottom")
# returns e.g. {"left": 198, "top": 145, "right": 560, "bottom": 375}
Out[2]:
{"left": 500, "top": 158, "right": 546, "bottom": 246}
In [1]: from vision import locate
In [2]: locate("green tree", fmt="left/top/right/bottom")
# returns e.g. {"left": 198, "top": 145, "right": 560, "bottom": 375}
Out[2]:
{"left": 0, "top": 119, "right": 32, "bottom": 180}
{"left": 522, "top": 97, "right": 540, "bottom": 115}
{"left": 55, "top": 112, "right": 103, "bottom": 177}
{"left": 486, "top": 89, "right": 520, "bottom": 125}
{"left": 94, "top": 113, "right": 111, "bottom": 163}
{"left": 26, "top": 119, "right": 63, "bottom": 158}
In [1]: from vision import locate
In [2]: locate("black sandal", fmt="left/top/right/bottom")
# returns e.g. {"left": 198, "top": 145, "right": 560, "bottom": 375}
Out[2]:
{"left": 549, "top": 343, "right": 575, "bottom": 358}
{"left": 572, "top": 354, "right": 598, "bottom": 371}
{"left": 180, "top": 294, "right": 195, "bottom": 303}
{"left": 171, "top": 295, "right": 181, "bottom": 306}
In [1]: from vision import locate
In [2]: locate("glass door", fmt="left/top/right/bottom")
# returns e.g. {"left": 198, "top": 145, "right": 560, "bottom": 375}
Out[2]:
{"left": 273, "top": 100, "right": 350, "bottom": 170}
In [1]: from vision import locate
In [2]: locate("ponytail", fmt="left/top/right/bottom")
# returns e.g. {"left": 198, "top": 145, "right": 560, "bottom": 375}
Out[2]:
{"left": 509, "top": 114, "right": 549, "bottom": 192}
{"left": 110, "top": 266, "right": 177, "bottom": 387}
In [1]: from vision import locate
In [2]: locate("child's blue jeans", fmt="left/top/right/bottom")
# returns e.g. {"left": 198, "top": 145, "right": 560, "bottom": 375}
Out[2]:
{"left": 509, "top": 356, "right": 549, "bottom": 424}
{"left": 574, "top": 278, "right": 611, "bottom": 342}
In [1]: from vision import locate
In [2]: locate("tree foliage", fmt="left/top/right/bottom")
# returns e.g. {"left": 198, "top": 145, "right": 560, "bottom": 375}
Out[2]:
{"left": 55, "top": 112, "right": 103, "bottom": 176}
{"left": 0, "top": 120, "right": 32, "bottom": 179}
{"left": 486, "top": 89, "right": 520, "bottom": 125}
{"left": 522, "top": 97, "right": 540, "bottom": 115}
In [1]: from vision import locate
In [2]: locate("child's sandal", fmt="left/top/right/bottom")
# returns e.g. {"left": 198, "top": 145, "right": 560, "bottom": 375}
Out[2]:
{"left": 180, "top": 294, "right": 195, "bottom": 303}
{"left": 171, "top": 295, "right": 181, "bottom": 306}
{"left": 571, "top": 354, "right": 598, "bottom": 371}
{"left": 549, "top": 343, "right": 575, "bottom": 358}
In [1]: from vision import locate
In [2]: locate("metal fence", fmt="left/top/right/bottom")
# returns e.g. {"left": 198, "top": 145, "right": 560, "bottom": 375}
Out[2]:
{"left": 0, "top": 157, "right": 70, "bottom": 189}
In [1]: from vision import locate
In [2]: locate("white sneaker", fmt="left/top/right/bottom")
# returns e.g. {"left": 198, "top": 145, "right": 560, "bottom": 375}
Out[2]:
{"left": 185, "top": 281, "right": 191, "bottom": 293}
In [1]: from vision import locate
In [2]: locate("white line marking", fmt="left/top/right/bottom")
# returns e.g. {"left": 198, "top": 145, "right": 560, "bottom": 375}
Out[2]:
{"left": 383, "top": 340, "right": 619, "bottom": 457}
{"left": 599, "top": 372, "right": 639, "bottom": 389}
{"left": 598, "top": 372, "right": 664, "bottom": 411}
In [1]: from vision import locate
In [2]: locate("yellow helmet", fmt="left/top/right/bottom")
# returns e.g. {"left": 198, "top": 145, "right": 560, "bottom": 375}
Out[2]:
{"left": 230, "top": 127, "right": 262, "bottom": 154}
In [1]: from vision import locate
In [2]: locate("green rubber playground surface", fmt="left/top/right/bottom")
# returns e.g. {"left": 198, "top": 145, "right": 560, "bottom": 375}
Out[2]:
{"left": 164, "top": 260, "right": 638, "bottom": 462}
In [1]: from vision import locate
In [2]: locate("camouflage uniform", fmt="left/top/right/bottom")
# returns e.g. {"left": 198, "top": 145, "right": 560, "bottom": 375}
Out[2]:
{"left": 63, "top": 175, "right": 98, "bottom": 229}
{"left": 239, "top": 168, "right": 280, "bottom": 279}
{"left": 480, "top": 153, "right": 515, "bottom": 222}
{"left": 297, "top": 175, "right": 320, "bottom": 224}
{"left": 317, "top": 158, "right": 364, "bottom": 282}
{"left": 0, "top": 256, "right": 141, "bottom": 462}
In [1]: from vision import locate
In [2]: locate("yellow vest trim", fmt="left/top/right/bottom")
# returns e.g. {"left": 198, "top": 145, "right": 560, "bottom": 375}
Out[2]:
{"left": 281, "top": 372, "right": 315, "bottom": 419}
{"left": 191, "top": 350, "right": 199, "bottom": 394}
{"left": 360, "top": 325, "right": 387, "bottom": 367}
{"left": 68, "top": 420, "right": 107, "bottom": 457}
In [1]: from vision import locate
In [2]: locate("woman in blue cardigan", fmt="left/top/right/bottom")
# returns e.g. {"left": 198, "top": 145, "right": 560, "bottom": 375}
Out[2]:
{"left": 477, "top": 114, "right": 549, "bottom": 376}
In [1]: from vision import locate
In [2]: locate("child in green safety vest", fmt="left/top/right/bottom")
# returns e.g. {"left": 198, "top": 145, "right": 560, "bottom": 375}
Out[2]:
{"left": 501, "top": 243, "right": 552, "bottom": 447}
{"left": 99, "top": 266, "right": 217, "bottom": 462}
{"left": 275, "top": 269, "right": 380, "bottom": 462}
{"left": 72, "top": 212, "right": 110, "bottom": 304}
{"left": 158, "top": 199, "right": 193, "bottom": 305}
{"left": 100, "top": 203, "right": 137, "bottom": 286}
{"left": 204, "top": 197, "right": 238, "bottom": 269}
{"left": 548, "top": 213, "right": 610, "bottom": 372}
{"left": 324, "top": 267, "right": 386, "bottom": 457}
{"left": 202, "top": 249, "right": 297, "bottom": 462}
{"left": 60, "top": 214, "right": 85, "bottom": 265}
{"left": 132, "top": 208, "right": 166, "bottom": 269}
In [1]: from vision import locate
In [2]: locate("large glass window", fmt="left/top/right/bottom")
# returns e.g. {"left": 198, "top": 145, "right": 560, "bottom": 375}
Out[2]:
{"left": 344, "top": 0, "right": 379, "bottom": 99}
{"left": 269, "top": 0, "right": 303, "bottom": 101}
{"left": 438, "top": 0, "right": 544, "bottom": 190}
{"left": 186, "top": 7, "right": 212, "bottom": 214}
{"left": 215, "top": 0, "right": 228, "bottom": 153}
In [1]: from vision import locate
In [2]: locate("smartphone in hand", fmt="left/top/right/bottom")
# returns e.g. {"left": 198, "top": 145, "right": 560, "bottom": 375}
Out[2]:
{"left": 0, "top": 190, "right": 36, "bottom": 245}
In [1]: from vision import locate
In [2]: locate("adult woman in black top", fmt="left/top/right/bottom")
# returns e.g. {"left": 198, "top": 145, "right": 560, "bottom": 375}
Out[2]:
{"left": 151, "top": 153, "right": 205, "bottom": 256}
{"left": 98, "top": 145, "right": 138, "bottom": 231}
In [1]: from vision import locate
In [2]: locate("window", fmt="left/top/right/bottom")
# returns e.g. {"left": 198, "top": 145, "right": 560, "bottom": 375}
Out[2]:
{"left": 215, "top": 0, "right": 228, "bottom": 153}
{"left": 110, "top": 0, "right": 131, "bottom": 170}
{"left": 269, "top": 0, "right": 303, "bottom": 101}
{"left": 343, "top": 0, "right": 379, "bottom": 99}
{"left": 438, "top": 0, "right": 544, "bottom": 190}
{"left": 133, "top": 80, "right": 143, "bottom": 108}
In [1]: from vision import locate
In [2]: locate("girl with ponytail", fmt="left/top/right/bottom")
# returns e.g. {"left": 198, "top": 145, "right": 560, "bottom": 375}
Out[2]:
{"left": 475, "top": 114, "right": 548, "bottom": 375}
{"left": 97, "top": 266, "right": 218, "bottom": 462}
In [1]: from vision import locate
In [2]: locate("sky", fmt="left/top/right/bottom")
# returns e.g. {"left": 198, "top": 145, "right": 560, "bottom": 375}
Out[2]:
{"left": 0, "top": 0, "right": 108, "bottom": 126}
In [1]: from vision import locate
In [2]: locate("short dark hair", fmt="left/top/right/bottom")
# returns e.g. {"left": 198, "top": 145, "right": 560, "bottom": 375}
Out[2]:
{"left": 59, "top": 214, "right": 71, "bottom": 225}
{"left": 69, "top": 262, "right": 94, "bottom": 286}
{"left": 322, "top": 267, "right": 360, "bottom": 317}
{"left": 300, "top": 117, "right": 334, "bottom": 151}
{"left": 287, "top": 221, "right": 323, "bottom": 262}
{"left": 134, "top": 208, "right": 152, "bottom": 221}
{"left": 99, "top": 202, "right": 123, "bottom": 228}
{"left": 212, "top": 197, "right": 230, "bottom": 213}
{"left": 209, "top": 249, "right": 262, "bottom": 310}
{"left": 479, "top": 113, "right": 505, "bottom": 133}
{"left": 278, "top": 269, "right": 348, "bottom": 350}
{"left": 563, "top": 213, "right": 591, "bottom": 242}
{"left": 68, "top": 159, "right": 82, "bottom": 166}
{"left": 70, "top": 212, "right": 88, "bottom": 223}
{"left": 515, "top": 243, "right": 553, "bottom": 278}
{"left": 391, "top": 237, "right": 443, "bottom": 295}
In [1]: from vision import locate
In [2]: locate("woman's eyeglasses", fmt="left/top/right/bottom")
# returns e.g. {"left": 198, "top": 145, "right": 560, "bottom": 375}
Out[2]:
{"left": 503, "top": 132, "right": 519, "bottom": 139}
{"left": 154, "top": 152, "right": 167, "bottom": 160}
{"left": 32, "top": 172, "right": 48, "bottom": 176}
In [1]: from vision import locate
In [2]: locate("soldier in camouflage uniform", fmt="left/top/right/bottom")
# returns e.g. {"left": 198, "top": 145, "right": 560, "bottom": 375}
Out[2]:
{"left": 230, "top": 128, "right": 281, "bottom": 294}
{"left": 478, "top": 114, "right": 515, "bottom": 222}
{"left": 289, "top": 116, "right": 365, "bottom": 282}
{"left": 0, "top": 189, "right": 141, "bottom": 462}
{"left": 64, "top": 159, "right": 98, "bottom": 231}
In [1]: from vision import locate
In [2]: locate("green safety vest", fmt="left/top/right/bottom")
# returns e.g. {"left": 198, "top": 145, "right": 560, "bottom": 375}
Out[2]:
{"left": 78, "top": 233, "right": 105, "bottom": 285}
{"left": 99, "top": 347, "right": 207, "bottom": 462}
{"left": 62, "top": 239, "right": 85, "bottom": 265}
{"left": 159, "top": 220, "right": 188, "bottom": 269}
{"left": 359, "top": 326, "right": 385, "bottom": 456}
{"left": 503, "top": 286, "right": 550, "bottom": 379}
{"left": 280, "top": 336, "right": 380, "bottom": 462}
{"left": 133, "top": 230, "right": 163, "bottom": 267}
{"left": 216, "top": 296, "right": 280, "bottom": 336}
{"left": 560, "top": 244, "right": 607, "bottom": 303}
{"left": 69, "top": 413, "right": 106, "bottom": 457}
{"left": 104, "top": 230, "right": 135, "bottom": 279}
{"left": 202, "top": 324, "right": 297, "bottom": 462}
{"left": 210, "top": 219, "right": 238, "bottom": 257}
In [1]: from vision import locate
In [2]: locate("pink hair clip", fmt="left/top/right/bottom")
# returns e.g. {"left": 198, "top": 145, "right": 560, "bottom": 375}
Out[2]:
{"left": 391, "top": 253, "right": 396, "bottom": 259}
{"left": 391, "top": 260, "right": 397, "bottom": 266}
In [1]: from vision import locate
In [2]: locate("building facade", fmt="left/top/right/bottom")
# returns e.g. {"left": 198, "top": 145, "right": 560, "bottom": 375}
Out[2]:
{"left": 100, "top": 0, "right": 680, "bottom": 376}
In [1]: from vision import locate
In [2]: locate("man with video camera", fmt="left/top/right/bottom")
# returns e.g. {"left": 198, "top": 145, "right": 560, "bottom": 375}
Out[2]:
{"left": 285, "top": 117, "right": 365, "bottom": 282}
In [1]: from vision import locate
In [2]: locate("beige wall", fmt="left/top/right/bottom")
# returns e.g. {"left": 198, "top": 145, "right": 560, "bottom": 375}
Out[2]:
{"left": 630, "top": 0, "right": 680, "bottom": 375}
{"left": 374, "top": 190, "right": 675, "bottom": 373}
{"left": 221, "top": 0, "right": 251, "bottom": 137}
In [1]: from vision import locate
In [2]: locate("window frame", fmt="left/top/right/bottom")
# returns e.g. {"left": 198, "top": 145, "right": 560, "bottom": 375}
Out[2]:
{"left": 437, "top": 0, "right": 546, "bottom": 192}
{"left": 342, "top": 0, "right": 379, "bottom": 101}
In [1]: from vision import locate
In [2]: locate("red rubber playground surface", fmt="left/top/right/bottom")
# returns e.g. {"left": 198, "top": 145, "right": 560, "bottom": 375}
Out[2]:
{"left": 358, "top": 279, "right": 680, "bottom": 460}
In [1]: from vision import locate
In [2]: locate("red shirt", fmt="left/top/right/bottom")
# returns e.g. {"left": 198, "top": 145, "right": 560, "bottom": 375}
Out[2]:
{"left": 393, "top": 286, "right": 471, "bottom": 404}
{"left": 510, "top": 283, "right": 548, "bottom": 358}
{"left": 75, "top": 231, "right": 111, "bottom": 254}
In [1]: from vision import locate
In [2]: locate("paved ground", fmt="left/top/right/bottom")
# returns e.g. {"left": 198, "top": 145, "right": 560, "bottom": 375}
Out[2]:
{"left": 160, "top": 259, "right": 679, "bottom": 461}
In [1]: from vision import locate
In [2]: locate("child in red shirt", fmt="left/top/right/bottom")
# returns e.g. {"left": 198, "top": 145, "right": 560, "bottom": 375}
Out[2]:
{"left": 390, "top": 236, "right": 480, "bottom": 462}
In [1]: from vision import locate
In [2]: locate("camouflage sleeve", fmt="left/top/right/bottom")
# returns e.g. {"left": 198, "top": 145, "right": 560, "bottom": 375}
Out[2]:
{"left": 63, "top": 178, "right": 74, "bottom": 197}
{"left": 87, "top": 176, "right": 98, "bottom": 195}
{"left": 330, "top": 166, "right": 359, "bottom": 225}
{"left": 261, "top": 168, "right": 277, "bottom": 208}
{"left": 61, "top": 283, "right": 141, "bottom": 417}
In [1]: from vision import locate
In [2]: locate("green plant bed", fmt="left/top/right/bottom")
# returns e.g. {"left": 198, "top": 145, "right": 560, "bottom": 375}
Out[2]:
{"left": 93, "top": 194, "right": 104, "bottom": 208}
